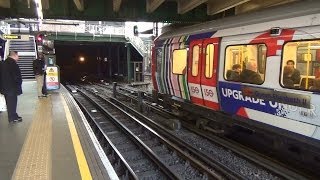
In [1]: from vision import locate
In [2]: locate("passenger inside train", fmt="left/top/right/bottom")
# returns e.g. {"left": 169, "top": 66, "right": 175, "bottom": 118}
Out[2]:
{"left": 282, "top": 40, "right": 320, "bottom": 91}
{"left": 224, "top": 44, "right": 266, "bottom": 84}
{"left": 239, "top": 60, "right": 263, "bottom": 84}
{"left": 286, "top": 60, "right": 301, "bottom": 85}
{"left": 226, "top": 64, "right": 241, "bottom": 81}
{"left": 282, "top": 65, "right": 294, "bottom": 88}
{"left": 309, "top": 78, "right": 320, "bottom": 92}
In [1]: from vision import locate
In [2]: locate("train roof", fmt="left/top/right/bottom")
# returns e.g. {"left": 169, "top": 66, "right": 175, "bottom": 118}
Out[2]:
{"left": 158, "top": 0, "right": 320, "bottom": 40}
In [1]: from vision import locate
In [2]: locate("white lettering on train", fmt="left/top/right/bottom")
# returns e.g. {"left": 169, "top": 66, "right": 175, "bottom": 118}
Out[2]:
{"left": 221, "top": 88, "right": 317, "bottom": 118}
{"left": 221, "top": 88, "right": 265, "bottom": 106}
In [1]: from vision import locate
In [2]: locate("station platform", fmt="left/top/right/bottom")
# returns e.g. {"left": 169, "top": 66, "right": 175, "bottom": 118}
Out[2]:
{"left": 0, "top": 81, "right": 117, "bottom": 180}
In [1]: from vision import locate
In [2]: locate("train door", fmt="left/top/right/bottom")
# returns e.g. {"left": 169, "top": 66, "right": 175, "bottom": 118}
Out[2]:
{"left": 200, "top": 38, "right": 220, "bottom": 110}
{"left": 188, "top": 40, "right": 205, "bottom": 105}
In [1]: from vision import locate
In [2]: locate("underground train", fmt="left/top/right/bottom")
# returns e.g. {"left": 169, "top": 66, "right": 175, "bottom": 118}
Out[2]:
{"left": 151, "top": 1, "right": 320, "bottom": 143}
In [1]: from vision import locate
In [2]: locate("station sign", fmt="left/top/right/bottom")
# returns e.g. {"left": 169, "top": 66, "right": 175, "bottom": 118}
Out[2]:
{"left": 37, "top": 45, "right": 43, "bottom": 52}
{"left": 2, "top": 34, "right": 30, "bottom": 41}
{"left": 3, "top": 34, "right": 21, "bottom": 40}
{"left": 46, "top": 66, "right": 60, "bottom": 90}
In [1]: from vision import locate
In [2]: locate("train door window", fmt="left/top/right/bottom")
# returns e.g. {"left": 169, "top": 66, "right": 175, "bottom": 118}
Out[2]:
{"left": 192, "top": 45, "right": 200, "bottom": 76}
{"left": 282, "top": 40, "right": 320, "bottom": 91}
{"left": 205, "top": 44, "right": 214, "bottom": 78}
{"left": 172, "top": 49, "right": 187, "bottom": 74}
{"left": 225, "top": 44, "right": 266, "bottom": 84}
{"left": 156, "top": 48, "right": 163, "bottom": 73}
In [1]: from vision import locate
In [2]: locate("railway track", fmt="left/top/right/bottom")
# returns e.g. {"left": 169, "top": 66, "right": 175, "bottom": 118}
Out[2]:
{"left": 86, "top": 83, "right": 310, "bottom": 179}
{"left": 68, "top": 85, "right": 231, "bottom": 179}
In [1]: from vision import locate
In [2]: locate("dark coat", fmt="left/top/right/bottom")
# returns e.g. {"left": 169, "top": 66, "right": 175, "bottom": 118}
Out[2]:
{"left": 0, "top": 57, "right": 22, "bottom": 95}
{"left": 33, "top": 58, "right": 45, "bottom": 75}
{"left": 226, "top": 70, "right": 241, "bottom": 81}
{"left": 0, "top": 60, "right": 3, "bottom": 93}
{"left": 228, "top": 71, "right": 240, "bottom": 81}
{"left": 239, "top": 69, "right": 263, "bottom": 84}
{"left": 283, "top": 78, "right": 294, "bottom": 88}
{"left": 291, "top": 69, "right": 301, "bottom": 84}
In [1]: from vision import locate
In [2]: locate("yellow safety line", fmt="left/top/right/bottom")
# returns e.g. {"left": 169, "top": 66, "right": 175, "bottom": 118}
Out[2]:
{"left": 60, "top": 94, "right": 92, "bottom": 180}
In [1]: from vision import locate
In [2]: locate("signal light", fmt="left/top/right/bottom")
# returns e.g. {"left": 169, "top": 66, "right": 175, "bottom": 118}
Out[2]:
{"left": 36, "top": 34, "right": 44, "bottom": 42}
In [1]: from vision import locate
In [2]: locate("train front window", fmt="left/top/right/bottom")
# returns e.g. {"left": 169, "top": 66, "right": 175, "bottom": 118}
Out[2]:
{"left": 205, "top": 44, "right": 214, "bottom": 78}
{"left": 282, "top": 40, "right": 320, "bottom": 91}
{"left": 224, "top": 44, "right": 266, "bottom": 84}
{"left": 172, "top": 49, "right": 187, "bottom": 75}
{"left": 192, "top": 45, "right": 200, "bottom": 76}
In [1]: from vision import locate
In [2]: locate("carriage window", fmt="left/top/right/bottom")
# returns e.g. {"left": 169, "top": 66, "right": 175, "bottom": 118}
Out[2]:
{"left": 192, "top": 45, "right": 200, "bottom": 76}
{"left": 224, "top": 44, "right": 266, "bottom": 84}
{"left": 282, "top": 40, "right": 320, "bottom": 92}
{"left": 172, "top": 49, "right": 187, "bottom": 74}
{"left": 205, "top": 44, "right": 214, "bottom": 78}
{"left": 156, "top": 48, "right": 163, "bottom": 73}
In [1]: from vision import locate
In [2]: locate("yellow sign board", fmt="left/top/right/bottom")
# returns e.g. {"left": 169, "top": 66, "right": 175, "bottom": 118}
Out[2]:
{"left": 3, "top": 34, "right": 21, "bottom": 40}
{"left": 46, "top": 66, "right": 60, "bottom": 90}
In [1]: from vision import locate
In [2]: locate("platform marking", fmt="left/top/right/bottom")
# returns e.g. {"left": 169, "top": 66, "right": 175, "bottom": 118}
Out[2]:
{"left": 60, "top": 94, "right": 92, "bottom": 180}
{"left": 63, "top": 91, "right": 119, "bottom": 180}
{"left": 12, "top": 98, "right": 52, "bottom": 180}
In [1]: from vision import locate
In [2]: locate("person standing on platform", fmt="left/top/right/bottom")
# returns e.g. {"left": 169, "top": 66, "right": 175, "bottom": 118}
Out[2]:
{"left": 33, "top": 54, "right": 47, "bottom": 98}
{"left": 0, "top": 51, "right": 22, "bottom": 123}
{"left": 0, "top": 57, "right": 5, "bottom": 113}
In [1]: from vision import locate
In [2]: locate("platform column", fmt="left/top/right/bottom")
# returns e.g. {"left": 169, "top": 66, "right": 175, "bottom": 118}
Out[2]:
{"left": 126, "top": 43, "right": 131, "bottom": 83}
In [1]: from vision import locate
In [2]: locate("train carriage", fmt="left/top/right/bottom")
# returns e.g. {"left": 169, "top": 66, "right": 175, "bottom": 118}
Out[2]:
{"left": 152, "top": 1, "right": 320, "bottom": 142}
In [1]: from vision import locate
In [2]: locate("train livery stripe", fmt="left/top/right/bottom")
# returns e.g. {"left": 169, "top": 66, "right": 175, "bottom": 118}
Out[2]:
{"left": 171, "top": 41, "right": 181, "bottom": 97}
{"left": 250, "top": 29, "right": 295, "bottom": 56}
{"left": 179, "top": 42, "right": 190, "bottom": 100}
{"left": 178, "top": 42, "right": 184, "bottom": 99}
{"left": 157, "top": 34, "right": 195, "bottom": 100}
{"left": 164, "top": 44, "right": 170, "bottom": 94}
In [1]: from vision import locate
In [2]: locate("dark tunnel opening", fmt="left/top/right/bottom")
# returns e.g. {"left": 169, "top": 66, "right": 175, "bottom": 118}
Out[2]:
{"left": 54, "top": 40, "right": 142, "bottom": 83}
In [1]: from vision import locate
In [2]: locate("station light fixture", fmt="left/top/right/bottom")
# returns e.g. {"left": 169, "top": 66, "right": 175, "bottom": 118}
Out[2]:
{"left": 79, "top": 56, "right": 85, "bottom": 62}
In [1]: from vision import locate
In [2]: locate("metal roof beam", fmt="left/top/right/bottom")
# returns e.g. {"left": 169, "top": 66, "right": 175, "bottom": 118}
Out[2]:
{"left": 73, "top": 0, "right": 84, "bottom": 11}
{"left": 207, "top": 0, "right": 250, "bottom": 15}
{"left": 178, "top": 0, "right": 208, "bottom": 14}
{"left": 146, "top": 0, "right": 165, "bottom": 13}
{"left": 0, "top": 0, "right": 10, "bottom": 8}
{"left": 113, "top": 0, "right": 122, "bottom": 12}
{"left": 235, "top": 0, "right": 298, "bottom": 14}
{"left": 42, "top": 0, "right": 49, "bottom": 10}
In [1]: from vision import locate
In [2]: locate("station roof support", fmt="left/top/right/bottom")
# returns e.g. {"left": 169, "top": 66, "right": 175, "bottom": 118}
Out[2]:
{"left": 178, "top": 0, "right": 208, "bottom": 14}
{"left": 234, "top": 0, "right": 297, "bottom": 15}
{"left": 0, "top": 0, "right": 10, "bottom": 8}
{"left": 113, "top": 0, "right": 122, "bottom": 12}
{"left": 42, "top": 0, "right": 50, "bottom": 10}
{"left": 146, "top": 0, "right": 165, "bottom": 13}
{"left": 73, "top": 0, "right": 84, "bottom": 11}
{"left": 207, "top": 0, "right": 250, "bottom": 15}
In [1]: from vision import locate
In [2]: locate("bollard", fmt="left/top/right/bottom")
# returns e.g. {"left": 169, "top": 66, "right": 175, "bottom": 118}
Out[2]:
{"left": 113, "top": 82, "right": 117, "bottom": 98}
{"left": 137, "top": 91, "right": 143, "bottom": 112}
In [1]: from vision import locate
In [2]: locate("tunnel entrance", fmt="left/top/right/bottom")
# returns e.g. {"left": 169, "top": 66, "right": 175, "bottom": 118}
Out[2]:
{"left": 54, "top": 40, "right": 142, "bottom": 83}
